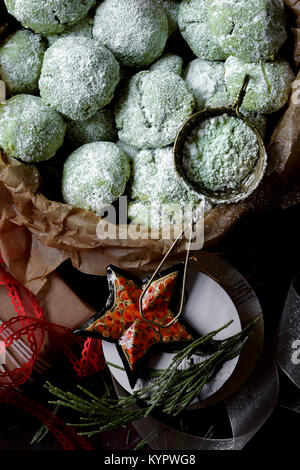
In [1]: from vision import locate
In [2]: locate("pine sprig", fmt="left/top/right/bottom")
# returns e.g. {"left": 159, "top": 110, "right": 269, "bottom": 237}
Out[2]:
{"left": 31, "top": 405, "right": 60, "bottom": 445}
{"left": 45, "top": 317, "right": 259, "bottom": 437}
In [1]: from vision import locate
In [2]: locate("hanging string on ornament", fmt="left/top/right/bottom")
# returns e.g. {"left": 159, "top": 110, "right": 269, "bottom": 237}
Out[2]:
{"left": 75, "top": 217, "right": 217, "bottom": 387}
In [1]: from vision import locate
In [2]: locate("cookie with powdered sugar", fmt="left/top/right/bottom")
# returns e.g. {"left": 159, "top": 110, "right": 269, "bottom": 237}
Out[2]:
{"left": 62, "top": 142, "right": 131, "bottom": 214}
{"left": 0, "top": 29, "right": 47, "bottom": 95}
{"left": 115, "top": 70, "right": 195, "bottom": 149}
{"left": 150, "top": 53, "right": 183, "bottom": 76}
{"left": 154, "top": 0, "right": 180, "bottom": 36}
{"left": 128, "top": 201, "right": 205, "bottom": 228}
{"left": 39, "top": 37, "right": 120, "bottom": 121}
{"left": 116, "top": 140, "right": 139, "bottom": 161}
{"left": 4, "top": 0, "right": 95, "bottom": 35}
{"left": 93, "top": 0, "right": 168, "bottom": 67}
{"left": 0, "top": 94, "right": 66, "bottom": 162}
{"left": 208, "top": 0, "right": 287, "bottom": 62}
{"left": 130, "top": 147, "right": 202, "bottom": 205}
{"left": 184, "top": 59, "right": 267, "bottom": 136}
{"left": 224, "top": 56, "right": 294, "bottom": 113}
{"left": 178, "top": 0, "right": 227, "bottom": 61}
{"left": 66, "top": 109, "right": 117, "bottom": 150}
{"left": 46, "top": 15, "right": 94, "bottom": 47}
{"left": 128, "top": 200, "right": 213, "bottom": 228}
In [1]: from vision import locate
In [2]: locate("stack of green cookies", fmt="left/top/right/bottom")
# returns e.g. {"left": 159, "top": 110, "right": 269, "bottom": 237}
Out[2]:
{"left": 0, "top": 0, "right": 294, "bottom": 228}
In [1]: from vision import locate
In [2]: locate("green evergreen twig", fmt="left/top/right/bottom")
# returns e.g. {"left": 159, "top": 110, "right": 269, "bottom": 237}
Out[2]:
{"left": 44, "top": 317, "right": 259, "bottom": 437}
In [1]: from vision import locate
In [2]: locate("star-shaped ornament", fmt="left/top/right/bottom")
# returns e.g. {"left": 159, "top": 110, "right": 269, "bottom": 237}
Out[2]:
{"left": 74, "top": 264, "right": 194, "bottom": 387}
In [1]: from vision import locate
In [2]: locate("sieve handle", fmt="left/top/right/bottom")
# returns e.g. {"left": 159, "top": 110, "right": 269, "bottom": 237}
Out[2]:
{"left": 233, "top": 74, "right": 250, "bottom": 111}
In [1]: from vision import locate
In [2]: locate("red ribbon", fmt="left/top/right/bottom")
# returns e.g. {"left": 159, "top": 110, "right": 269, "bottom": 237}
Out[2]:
{"left": 0, "top": 389, "right": 94, "bottom": 450}
{"left": 0, "top": 261, "right": 106, "bottom": 388}
{"left": 0, "top": 258, "right": 106, "bottom": 449}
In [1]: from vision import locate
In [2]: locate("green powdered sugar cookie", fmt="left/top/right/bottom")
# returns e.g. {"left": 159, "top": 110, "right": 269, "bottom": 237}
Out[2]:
{"left": 0, "top": 94, "right": 66, "bottom": 162}
{"left": 62, "top": 142, "right": 130, "bottom": 213}
{"left": 178, "top": 0, "right": 227, "bottom": 61}
{"left": 39, "top": 37, "right": 120, "bottom": 121}
{"left": 128, "top": 201, "right": 191, "bottom": 228}
{"left": 184, "top": 59, "right": 232, "bottom": 110}
{"left": 154, "top": 0, "right": 180, "bottom": 35}
{"left": 130, "top": 147, "right": 202, "bottom": 204}
{"left": 184, "top": 114, "right": 260, "bottom": 191}
{"left": 66, "top": 109, "right": 117, "bottom": 149}
{"left": 115, "top": 70, "right": 195, "bottom": 149}
{"left": 184, "top": 59, "right": 267, "bottom": 135}
{"left": 208, "top": 0, "right": 287, "bottom": 62}
{"left": 116, "top": 140, "right": 139, "bottom": 161}
{"left": 46, "top": 15, "right": 94, "bottom": 47}
{"left": 128, "top": 199, "right": 212, "bottom": 228}
{"left": 0, "top": 30, "right": 47, "bottom": 95}
{"left": 4, "top": 0, "right": 95, "bottom": 35}
{"left": 93, "top": 0, "right": 168, "bottom": 67}
{"left": 150, "top": 53, "right": 183, "bottom": 76}
{"left": 224, "top": 56, "right": 294, "bottom": 113}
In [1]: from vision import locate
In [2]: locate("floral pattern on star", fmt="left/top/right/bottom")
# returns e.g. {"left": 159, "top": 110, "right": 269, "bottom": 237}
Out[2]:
{"left": 75, "top": 265, "right": 193, "bottom": 387}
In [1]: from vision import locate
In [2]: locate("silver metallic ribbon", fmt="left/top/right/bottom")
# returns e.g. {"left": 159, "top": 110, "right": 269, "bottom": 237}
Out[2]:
{"left": 112, "top": 254, "right": 280, "bottom": 450}
{"left": 276, "top": 273, "right": 300, "bottom": 412}
{"left": 114, "top": 349, "right": 279, "bottom": 450}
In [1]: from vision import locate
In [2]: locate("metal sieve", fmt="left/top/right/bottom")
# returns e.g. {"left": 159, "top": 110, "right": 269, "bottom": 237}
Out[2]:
{"left": 173, "top": 75, "right": 268, "bottom": 205}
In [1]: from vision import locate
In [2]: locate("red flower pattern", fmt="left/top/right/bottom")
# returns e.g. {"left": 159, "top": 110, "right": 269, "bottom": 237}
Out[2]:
{"left": 87, "top": 270, "right": 193, "bottom": 372}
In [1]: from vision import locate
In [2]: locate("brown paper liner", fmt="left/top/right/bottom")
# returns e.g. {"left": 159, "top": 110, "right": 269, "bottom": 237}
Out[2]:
{"left": 0, "top": 0, "right": 300, "bottom": 286}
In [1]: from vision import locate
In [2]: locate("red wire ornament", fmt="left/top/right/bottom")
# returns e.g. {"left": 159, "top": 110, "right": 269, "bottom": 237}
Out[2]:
{"left": 0, "top": 264, "right": 46, "bottom": 389}
{"left": 0, "top": 258, "right": 106, "bottom": 389}
{"left": 0, "top": 256, "right": 106, "bottom": 449}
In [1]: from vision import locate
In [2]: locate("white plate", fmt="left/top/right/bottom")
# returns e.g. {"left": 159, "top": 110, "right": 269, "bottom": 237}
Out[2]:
{"left": 103, "top": 267, "right": 241, "bottom": 402}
